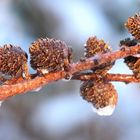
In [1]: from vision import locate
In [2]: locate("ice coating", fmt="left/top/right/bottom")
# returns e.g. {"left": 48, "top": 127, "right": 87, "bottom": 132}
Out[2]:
{"left": 92, "top": 105, "right": 115, "bottom": 116}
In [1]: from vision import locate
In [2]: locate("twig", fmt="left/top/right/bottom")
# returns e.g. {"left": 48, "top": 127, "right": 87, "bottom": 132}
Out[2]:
{"left": 72, "top": 73, "right": 140, "bottom": 83}
{"left": 0, "top": 45, "right": 140, "bottom": 100}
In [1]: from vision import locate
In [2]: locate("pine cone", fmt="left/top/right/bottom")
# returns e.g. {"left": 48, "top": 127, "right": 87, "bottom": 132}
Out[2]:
{"left": 84, "top": 36, "right": 114, "bottom": 76}
{"left": 120, "top": 38, "right": 140, "bottom": 78}
{"left": 80, "top": 80, "right": 118, "bottom": 116}
{"left": 120, "top": 38, "right": 138, "bottom": 47}
{"left": 125, "top": 13, "right": 140, "bottom": 40}
{"left": 0, "top": 44, "right": 29, "bottom": 79}
{"left": 85, "top": 36, "right": 111, "bottom": 57}
{"left": 29, "top": 38, "right": 72, "bottom": 74}
{"left": 125, "top": 58, "right": 140, "bottom": 78}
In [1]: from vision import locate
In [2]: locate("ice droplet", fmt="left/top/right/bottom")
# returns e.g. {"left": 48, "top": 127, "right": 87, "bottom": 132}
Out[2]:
{"left": 41, "top": 69, "right": 49, "bottom": 74}
{"left": 84, "top": 52, "right": 87, "bottom": 56}
{"left": 62, "top": 74, "right": 72, "bottom": 82}
{"left": 32, "top": 86, "right": 42, "bottom": 92}
{"left": 92, "top": 105, "right": 115, "bottom": 116}
{"left": 133, "top": 54, "right": 140, "bottom": 58}
{"left": 22, "top": 72, "right": 26, "bottom": 78}
{"left": 0, "top": 101, "right": 3, "bottom": 107}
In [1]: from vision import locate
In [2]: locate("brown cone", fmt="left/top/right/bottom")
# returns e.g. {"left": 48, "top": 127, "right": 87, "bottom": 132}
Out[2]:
{"left": 125, "top": 13, "right": 140, "bottom": 40}
{"left": 84, "top": 36, "right": 114, "bottom": 76}
{"left": 125, "top": 57, "right": 140, "bottom": 78}
{"left": 85, "top": 36, "right": 111, "bottom": 57}
{"left": 120, "top": 38, "right": 140, "bottom": 78}
{"left": 29, "top": 38, "right": 72, "bottom": 74}
{"left": 0, "top": 44, "right": 29, "bottom": 79}
{"left": 80, "top": 80, "right": 118, "bottom": 109}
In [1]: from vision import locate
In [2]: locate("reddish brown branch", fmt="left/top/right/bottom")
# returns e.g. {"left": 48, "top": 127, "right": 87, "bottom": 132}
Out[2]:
{"left": 73, "top": 73, "right": 140, "bottom": 83}
{"left": 0, "top": 45, "right": 140, "bottom": 100}
{"left": 69, "top": 45, "right": 140, "bottom": 73}
{"left": 106, "top": 74, "right": 140, "bottom": 83}
{"left": 0, "top": 71, "right": 65, "bottom": 100}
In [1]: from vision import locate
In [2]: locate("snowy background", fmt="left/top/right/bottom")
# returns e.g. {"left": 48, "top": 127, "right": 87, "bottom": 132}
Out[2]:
{"left": 0, "top": 0, "right": 140, "bottom": 140}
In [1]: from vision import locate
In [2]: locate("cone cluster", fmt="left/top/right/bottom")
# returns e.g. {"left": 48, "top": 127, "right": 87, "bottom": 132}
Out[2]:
{"left": 120, "top": 38, "right": 140, "bottom": 78}
{"left": 80, "top": 36, "right": 118, "bottom": 116}
{"left": 122, "top": 13, "right": 140, "bottom": 79}
{"left": 0, "top": 38, "right": 72, "bottom": 82}
{"left": 0, "top": 12, "right": 140, "bottom": 116}
{"left": 80, "top": 13, "right": 140, "bottom": 116}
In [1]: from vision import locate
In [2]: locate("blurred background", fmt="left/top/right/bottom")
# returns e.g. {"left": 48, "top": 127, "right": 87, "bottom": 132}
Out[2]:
{"left": 0, "top": 0, "right": 140, "bottom": 140}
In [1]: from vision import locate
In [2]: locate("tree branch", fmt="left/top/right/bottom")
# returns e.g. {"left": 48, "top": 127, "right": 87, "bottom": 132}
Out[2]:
{"left": 0, "top": 45, "right": 140, "bottom": 100}
{"left": 72, "top": 73, "right": 140, "bottom": 83}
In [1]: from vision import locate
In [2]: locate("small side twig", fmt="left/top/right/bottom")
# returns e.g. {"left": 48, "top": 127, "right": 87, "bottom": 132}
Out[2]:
{"left": 72, "top": 73, "right": 140, "bottom": 83}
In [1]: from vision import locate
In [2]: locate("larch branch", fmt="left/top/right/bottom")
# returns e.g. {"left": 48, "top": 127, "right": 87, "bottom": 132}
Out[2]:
{"left": 0, "top": 45, "right": 140, "bottom": 100}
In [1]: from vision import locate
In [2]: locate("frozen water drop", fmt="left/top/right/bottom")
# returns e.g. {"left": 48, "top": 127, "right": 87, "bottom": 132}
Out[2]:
{"left": 92, "top": 105, "right": 115, "bottom": 116}
{"left": 62, "top": 74, "right": 72, "bottom": 82}
{"left": 32, "top": 86, "right": 42, "bottom": 92}
{"left": 80, "top": 57, "right": 86, "bottom": 62}
{"left": 84, "top": 43, "right": 87, "bottom": 48}
{"left": 133, "top": 54, "right": 140, "bottom": 58}
{"left": 41, "top": 69, "right": 49, "bottom": 74}
{"left": 22, "top": 72, "right": 26, "bottom": 78}
{"left": 84, "top": 52, "right": 87, "bottom": 56}
{"left": 0, "top": 101, "right": 3, "bottom": 107}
